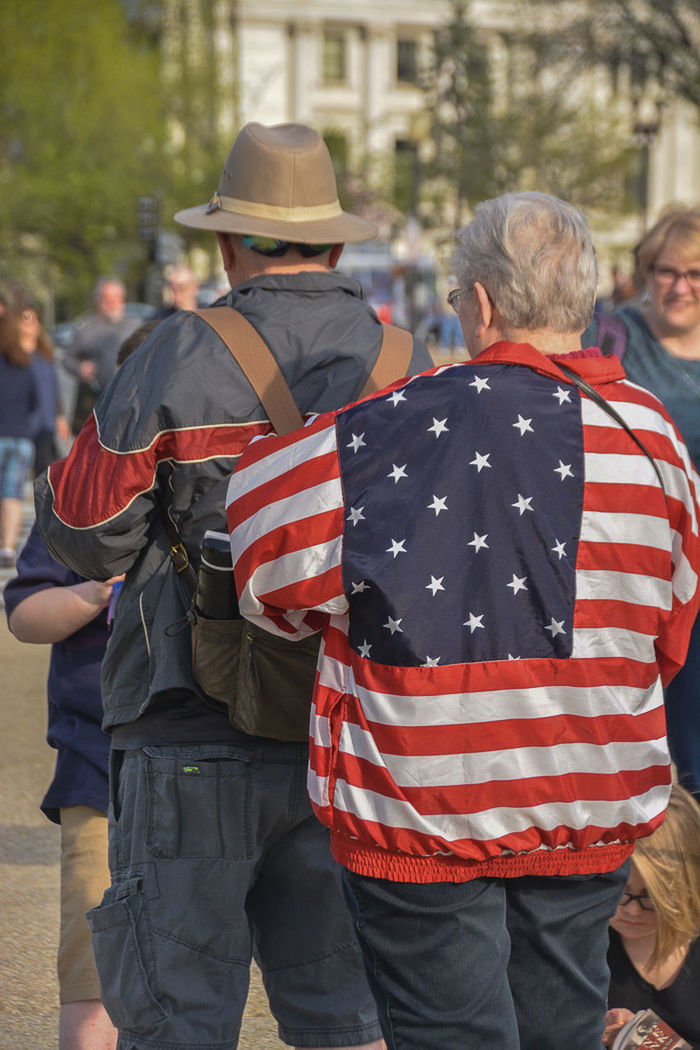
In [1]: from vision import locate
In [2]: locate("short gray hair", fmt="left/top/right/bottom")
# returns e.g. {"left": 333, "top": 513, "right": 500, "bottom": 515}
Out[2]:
{"left": 453, "top": 192, "right": 597, "bottom": 333}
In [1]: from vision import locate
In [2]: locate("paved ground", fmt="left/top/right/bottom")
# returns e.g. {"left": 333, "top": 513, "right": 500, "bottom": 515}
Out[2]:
{"left": 0, "top": 492, "right": 283, "bottom": 1049}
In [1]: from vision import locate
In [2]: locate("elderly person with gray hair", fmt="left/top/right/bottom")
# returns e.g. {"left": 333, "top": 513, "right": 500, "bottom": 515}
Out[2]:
{"left": 155, "top": 264, "right": 200, "bottom": 318}
{"left": 224, "top": 190, "right": 700, "bottom": 1050}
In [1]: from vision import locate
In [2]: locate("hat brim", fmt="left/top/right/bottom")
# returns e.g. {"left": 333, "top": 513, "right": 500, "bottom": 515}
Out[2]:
{"left": 174, "top": 204, "right": 376, "bottom": 244}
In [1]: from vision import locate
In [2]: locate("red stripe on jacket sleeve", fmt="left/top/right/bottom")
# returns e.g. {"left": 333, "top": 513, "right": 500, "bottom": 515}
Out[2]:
{"left": 47, "top": 415, "right": 268, "bottom": 528}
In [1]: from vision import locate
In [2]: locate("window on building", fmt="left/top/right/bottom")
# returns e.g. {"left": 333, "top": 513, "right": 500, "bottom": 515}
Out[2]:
{"left": 394, "top": 138, "right": 419, "bottom": 214}
{"left": 323, "top": 30, "right": 346, "bottom": 83}
{"left": 397, "top": 38, "right": 419, "bottom": 84}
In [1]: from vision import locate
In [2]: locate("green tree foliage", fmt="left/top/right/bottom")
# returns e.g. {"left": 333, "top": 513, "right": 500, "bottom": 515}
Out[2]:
{"left": 125, "top": 0, "right": 240, "bottom": 274}
{"left": 420, "top": 0, "right": 637, "bottom": 232}
{"left": 421, "top": 1, "right": 502, "bottom": 217}
{"left": 528, "top": 0, "right": 700, "bottom": 112}
{"left": 0, "top": 0, "right": 165, "bottom": 310}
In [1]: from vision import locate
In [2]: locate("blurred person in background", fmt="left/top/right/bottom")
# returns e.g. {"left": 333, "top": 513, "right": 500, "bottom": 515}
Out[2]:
{"left": 154, "top": 264, "right": 200, "bottom": 318}
{"left": 17, "top": 300, "right": 72, "bottom": 474}
{"left": 115, "top": 318, "right": 162, "bottom": 367}
{"left": 603, "top": 783, "right": 700, "bottom": 1048}
{"left": 4, "top": 523, "right": 119, "bottom": 1050}
{"left": 595, "top": 264, "right": 640, "bottom": 315}
{"left": 2, "top": 317, "right": 156, "bottom": 1048}
{"left": 439, "top": 273, "right": 466, "bottom": 357}
{"left": 584, "top": 207, "right": 700, "bottom": 799}
{"left": 0, "top": 301, "right": 39, "bottom": 566}
{"left": 64, "top": 277, "right": 140, "bottom": 432}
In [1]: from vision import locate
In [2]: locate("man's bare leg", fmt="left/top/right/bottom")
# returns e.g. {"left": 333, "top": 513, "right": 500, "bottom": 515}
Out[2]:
{"left": 0, "top": 496, "right": 23, "bottom": 557}
{"left": 59, "top": 999, "right": 117, "bottom": 1050}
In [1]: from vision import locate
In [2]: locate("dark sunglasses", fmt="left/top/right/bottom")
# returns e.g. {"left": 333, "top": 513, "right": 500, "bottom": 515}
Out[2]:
{"left": 242, "top": 235, "right": 333, "bottom": 258}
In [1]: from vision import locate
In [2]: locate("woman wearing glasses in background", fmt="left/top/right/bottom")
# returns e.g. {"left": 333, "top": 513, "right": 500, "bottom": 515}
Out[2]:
{"left": 585, "top": 207, "right": 700, "bottom": 802}
{"left": 602, "top": 784, "right": 700, "bottom": 1048}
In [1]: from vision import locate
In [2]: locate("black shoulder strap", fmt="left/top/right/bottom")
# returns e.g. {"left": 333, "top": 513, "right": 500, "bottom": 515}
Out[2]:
{"left": 159, "top": 495, "right": 198, "bottom": 598}
{"left": 556, "top": 362, "right": 666, "bottom": 495}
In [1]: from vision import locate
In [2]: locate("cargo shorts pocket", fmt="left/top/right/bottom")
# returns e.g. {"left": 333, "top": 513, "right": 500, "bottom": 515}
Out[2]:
{"left": 87, "top": 877, "right": 165, "bottom": 1033}
{"left": 143, "top": 745, "right": 254, "bottom": 861}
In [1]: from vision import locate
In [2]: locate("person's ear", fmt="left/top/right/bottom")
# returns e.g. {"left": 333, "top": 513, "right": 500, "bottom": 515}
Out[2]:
{"left": 215, "top": 232, "right": 235, "bottom": 273}
{"left": 329, "top": 244, "right": 344, "bottom": 269}
{"left": 473, "top": 281, "right": 492, "bottom": 336}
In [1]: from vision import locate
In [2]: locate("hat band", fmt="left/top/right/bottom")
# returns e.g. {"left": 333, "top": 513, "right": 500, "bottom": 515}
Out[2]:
{"left": 206, "top": 192, "right": 343, "bottom": 222}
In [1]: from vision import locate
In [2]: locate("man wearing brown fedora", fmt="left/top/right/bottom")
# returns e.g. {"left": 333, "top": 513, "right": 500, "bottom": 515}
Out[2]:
{"left": 35, "top": 122, "right": 431, "bottom": 1050}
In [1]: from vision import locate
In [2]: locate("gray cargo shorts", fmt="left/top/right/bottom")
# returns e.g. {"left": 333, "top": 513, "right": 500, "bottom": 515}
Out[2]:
{"left": 87, "top": 743, "right": 381, "bottom": 1049}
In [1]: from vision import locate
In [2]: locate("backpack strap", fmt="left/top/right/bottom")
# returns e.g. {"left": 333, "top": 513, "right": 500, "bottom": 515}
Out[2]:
{"left": 197, "top": 309, "right": 414, "bottom": 420}
{"left": 194, "top": 307, "right": 304, "bottom": 435}
{"left": 358, "top": 323, "right": 414, "bottom": 398}
{"left": 159, "top": 494, "right": 198, "bottom": 598}
{"left": 556, "top": 362, "right": 666, "bottom": 495}
{"left": 595, "top": 313, "right": 628, "bottom": 361}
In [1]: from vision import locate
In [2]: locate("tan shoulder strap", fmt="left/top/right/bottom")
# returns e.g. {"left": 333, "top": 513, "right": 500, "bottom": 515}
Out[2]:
{"left": 358, "top": 323, "right": 414, "bottom": 399}
{"left": 194, "top": 307, "right": 303, "bottom": 436}
{"left": 194, "top": 309, "right": 414, "bottom": 431}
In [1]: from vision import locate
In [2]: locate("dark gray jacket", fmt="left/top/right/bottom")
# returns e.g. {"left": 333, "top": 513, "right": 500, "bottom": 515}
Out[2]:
{"left": 35, "top": 271, "right": 431, "bottom": 730}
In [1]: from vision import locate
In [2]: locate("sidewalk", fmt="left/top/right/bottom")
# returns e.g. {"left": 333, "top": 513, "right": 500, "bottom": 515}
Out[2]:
{"left": 0, "top": 490, "right": 283, "bottom": 1048}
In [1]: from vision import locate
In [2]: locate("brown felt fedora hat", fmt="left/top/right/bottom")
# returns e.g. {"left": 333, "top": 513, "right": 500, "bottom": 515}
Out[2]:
{"left": 174, "top": 122, "right": 376, "bottom": 244}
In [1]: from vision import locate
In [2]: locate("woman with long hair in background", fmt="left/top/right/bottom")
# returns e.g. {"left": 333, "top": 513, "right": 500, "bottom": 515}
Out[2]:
{"left": 0, "top": 300, "right": 39, "bottom": 566}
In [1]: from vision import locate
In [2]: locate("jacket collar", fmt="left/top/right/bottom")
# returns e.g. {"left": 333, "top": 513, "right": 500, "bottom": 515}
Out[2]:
{"left": 472, "top": 340, "right": 626, "bottom": 387}
{"left": 230, "top": 270, "right": 364, "bottom": 300}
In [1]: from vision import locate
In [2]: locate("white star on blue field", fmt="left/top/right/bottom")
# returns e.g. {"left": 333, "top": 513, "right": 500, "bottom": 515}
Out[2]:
{"left": 337, "top": 364, "right": 583, "bottom": 666}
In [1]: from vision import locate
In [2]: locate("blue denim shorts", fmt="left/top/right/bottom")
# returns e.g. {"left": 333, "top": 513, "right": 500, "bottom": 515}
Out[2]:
{"left": 88, "top": 743, "right": 381, "bottom": 1049}
{"left": 343, "top": 864, "right": 629, "bottom": 1050}
{"left": 0, "top": 437, "right": 34, "bottom": 500}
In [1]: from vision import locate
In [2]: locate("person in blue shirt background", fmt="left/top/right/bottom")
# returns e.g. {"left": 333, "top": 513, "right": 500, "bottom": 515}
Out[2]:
{"left": 20, "top": 301, "right": 72, "bottom": 475}
{"left": 4, "top": 522, "right": 121, "bottom": 1050}
{"left": 0, "top": 302, "right": 39, "bottom": 567}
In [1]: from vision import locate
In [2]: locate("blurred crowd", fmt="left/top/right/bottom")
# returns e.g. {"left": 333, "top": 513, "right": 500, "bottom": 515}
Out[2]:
{"left": 0, "top": 265, "right": 225, "bottom": 570}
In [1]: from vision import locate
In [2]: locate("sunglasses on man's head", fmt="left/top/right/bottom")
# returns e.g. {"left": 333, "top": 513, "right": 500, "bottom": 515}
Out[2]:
{"left": 242, "top": 235, "right": 333, "bottom": 258}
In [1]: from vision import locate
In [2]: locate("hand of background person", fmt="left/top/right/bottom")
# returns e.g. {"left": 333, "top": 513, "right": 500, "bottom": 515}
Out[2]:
{"left": 78, "top": 359, "right": 97, "bottom": 384}
{"left": 8, "top": 574, "right": 125, "bottom": 645}
{"left": 55, "top": 413, "right": 72, "bottom": 443}
{"left": 85, "top": 575, "right": 125, "bottom": 610}
{"left": 603, "top": 1008, "right": 635, "bottom": 1046}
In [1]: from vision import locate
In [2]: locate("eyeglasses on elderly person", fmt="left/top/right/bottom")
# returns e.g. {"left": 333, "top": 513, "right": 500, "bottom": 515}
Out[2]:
{"left": 446, "top": 287, "right": 473, "bottom": 312}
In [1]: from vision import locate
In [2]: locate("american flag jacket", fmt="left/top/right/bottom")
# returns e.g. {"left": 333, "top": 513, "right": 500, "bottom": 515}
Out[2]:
{"left": 227, "top": 342, "right": 700, "bottom": 883}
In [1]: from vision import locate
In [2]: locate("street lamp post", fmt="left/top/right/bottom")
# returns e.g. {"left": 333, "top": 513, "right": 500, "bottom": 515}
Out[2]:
{"left": 632, "top": 93, "right": 661, "bottom": 232}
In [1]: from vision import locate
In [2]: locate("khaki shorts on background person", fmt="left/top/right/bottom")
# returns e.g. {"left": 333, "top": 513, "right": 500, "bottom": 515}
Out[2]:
{"left": 58, "top": 805, "right": 110, "bottom": 1003}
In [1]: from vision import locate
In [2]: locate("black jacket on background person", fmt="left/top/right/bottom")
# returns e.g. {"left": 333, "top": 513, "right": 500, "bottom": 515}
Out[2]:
{"left": 607, "top": 927, "right": 700, "bottom": 1049}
